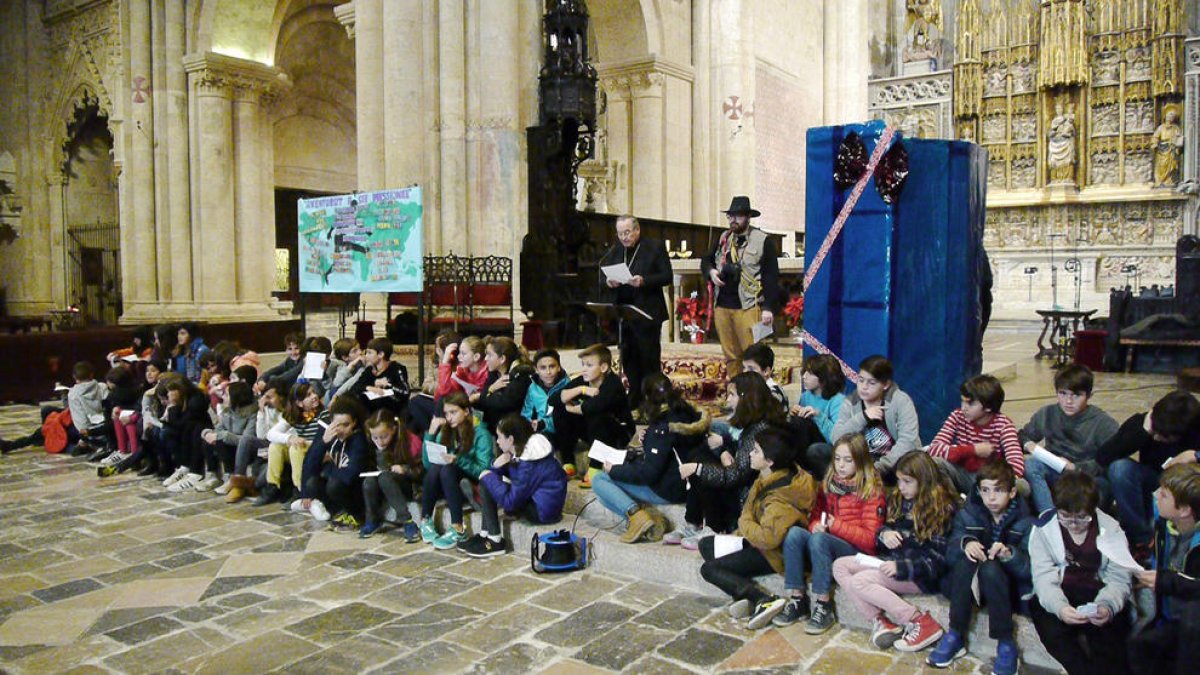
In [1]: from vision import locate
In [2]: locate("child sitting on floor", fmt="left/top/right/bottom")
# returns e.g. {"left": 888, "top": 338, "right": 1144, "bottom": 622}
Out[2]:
{"left": 459, "top": 414, "right": 567, "bottom": 557}
{"left": 928, "top": 459, "right": 1032, "bottom": 673}
{"left": 521, "top": 348, "right": 569, "bottom": 465}
{"left": 832, "top": 451, "right": 958, "bottom": 653}
{"left": 926, "top": 374, "right": 1024, "bottom": 496}
{"left": 742, "top": 343, "right": 788, "bottom": 407}
{"left": 825, "top": 355, "right": 921, "bottom": 479}
{"left": 474, "top": 337, "right": 534, "bottom": 433}
{"left": 549, "top": 343, "right": 634, "bottom": 486}
{"left": 418, "top": 392, "right": 495, "bottom": 550}
{"left": 359, "top": 409, "right": 423, "bottom": 541}
{"left": 790, "top": 353, "right": 847, "bottom": 445}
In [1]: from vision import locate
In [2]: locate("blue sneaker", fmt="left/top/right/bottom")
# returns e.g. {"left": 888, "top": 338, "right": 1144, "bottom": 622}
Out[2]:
{"left": 432, "top": 527, "right": 467, "bottom": 550}
{"left": 419, "top": 519, "right": 438, "bottom": 544}
{"left": 403, "top": 521, "right": 420, "bottom": 543}
{"left": 992, "top": 639, "right": 1018, "bottom": 675}
{"left": 359, "top": 521, "right": 381, "bottom": 539}
{"left": 926, "top": 629, "right": 966, "bottom": 668}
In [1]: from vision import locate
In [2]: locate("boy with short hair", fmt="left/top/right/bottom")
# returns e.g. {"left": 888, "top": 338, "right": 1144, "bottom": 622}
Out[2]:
{"left": 522, "top": 349, "right": 569, "bottom": 442}
{"left": 255, "top": 332, "right": 304, "bottom": 394}
{"left": 343, "top": 337, "right": 410, "bottom": 415}
{"left": 742, "top": 343, "right": 788, "bottom": 407}
{"left": 928, "top": 460, "right": 1032, "bottom": 673}
{"left": 1027, "top": 471, "right": 1133, "bottom": 674}
{"left": 68, "top": 361, "right": 109, "bottom": 457}
{"left": 927, "top": 374, "right": 1024, "bottom": 495}
{"left": 1019, "top": 363, "right": 1119, "bottom": 514}
{"left": 1129, "top": 463, "right": 1200, "bottom": 675}
{"left": 549, "top": 344, "right": 633, "bottom": 486}
{"left": 1098, "top": 390, "right": 1200, "bottom": 553}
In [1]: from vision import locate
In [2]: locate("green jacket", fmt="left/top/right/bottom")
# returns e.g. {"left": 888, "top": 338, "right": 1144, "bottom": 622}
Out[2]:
{"left": 423, "top": 414, "right": 494, "bottom": 480}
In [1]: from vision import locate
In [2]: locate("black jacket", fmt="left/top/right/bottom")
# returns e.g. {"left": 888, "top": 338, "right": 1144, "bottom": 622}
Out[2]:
{"left": 1097, "top": 412, "right": 1200, "bottom": 470}
{"left": 476, "top": 364, "right": 534, "bottom": 432}
{"left": 598, "top": 236, "right": 673, "bottom": 323}
{"left": 607, "top": 407, "right": 701, "bottom": 503}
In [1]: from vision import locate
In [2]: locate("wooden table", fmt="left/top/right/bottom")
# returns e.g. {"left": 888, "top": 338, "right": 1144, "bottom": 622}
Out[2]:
{"left": 1035, "top": 309, "right": 1096, "bottom": 367}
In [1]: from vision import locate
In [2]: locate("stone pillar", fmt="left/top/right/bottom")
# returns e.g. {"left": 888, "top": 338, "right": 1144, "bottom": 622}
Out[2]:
{"left": 124, "top": 0, "right": 157, "bottom": 306}
{"left": 356, "top": 0, "right": 385, "bottom": 190}
{"left": 1185, "top": 37, "right": 1199, "bottom": 235}
{"left": 45, "top": 172, "right": 68, "bottom": 307}
{"left": 440, "top": 0, "right": 467, "bottom": 255}
{"left": 188, "top": 69, "right": 236, "bottom": 305}
{"left": 692, "top": 0, "right": 715, "bottom": 223}
{"left": 164, "top": 0, "right": 192, "bottom": 302}
{"left": 602, "top": 78, "right": 632, "bottom": 213}
{"left": 712, "top": 0, "right": 756, "bottom": 205}
{"left": 382, "top": 0, "right": 424, "bottom": 187}
{"left": 631, "top": 72, "right": 666, "bottom": 217}
{"left": 473, "top": 0, "right": 521, "bottom": 257}
{"left": 823, "top": 0, "right": 870, "bottom": 124}
{"left": 232, "top": 85, "right": 268, "bottom": 304}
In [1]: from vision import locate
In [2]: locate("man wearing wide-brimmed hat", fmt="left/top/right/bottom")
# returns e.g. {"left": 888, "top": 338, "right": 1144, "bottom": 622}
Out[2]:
{"left": 701, "top": 196, "right": 781, "bottom": 376}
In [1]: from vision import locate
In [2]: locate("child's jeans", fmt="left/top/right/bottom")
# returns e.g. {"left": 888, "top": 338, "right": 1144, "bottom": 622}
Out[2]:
{"left": 947, "top": 558, "right": 1015, "bottom": 640}
{"left": 783, "top": 528, "right": 859, "bottom": 595}
{"left": 831, "top": 556, "right": 923, "bottom": 624}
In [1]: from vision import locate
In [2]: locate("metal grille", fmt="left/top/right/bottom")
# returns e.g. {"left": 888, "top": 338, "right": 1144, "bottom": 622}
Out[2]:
{"left": 66, "top": 222, "right": 121, "bottom": 325}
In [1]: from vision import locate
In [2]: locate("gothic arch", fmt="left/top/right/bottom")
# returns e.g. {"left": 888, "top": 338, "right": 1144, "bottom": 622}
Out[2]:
{"left": 48, "top": 65, "right": 113, "bottom": 176}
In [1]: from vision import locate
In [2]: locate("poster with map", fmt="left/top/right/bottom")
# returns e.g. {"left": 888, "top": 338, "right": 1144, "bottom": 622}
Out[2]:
{"left": 297, "top": 187, "right": 423, "bottom": 293}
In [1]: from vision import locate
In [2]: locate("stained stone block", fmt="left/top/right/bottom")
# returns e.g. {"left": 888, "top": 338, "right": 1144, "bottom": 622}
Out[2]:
{"left": 0, "top": 594, "right": 41, "bottom": 620}
{"left": 576, "top": 625, "right": 675, "bottom": 671}
{"left": 31, "top": 578, "right": 104, "bottom": 604}
{"left": 214, "top": 592, "right": 268, "bottom": 609}
{"left": 719, "top": 629, "right": 806, "bottom": 671}
{"left": 85, "top": 607, "right": 172, "bottom": 635}
{"left": 451, "top": 574, "right": 552, "bottom": 614}
{"left": 658, "top": 627, "right": 745, "bottom": 667}
{"left": 104, "top": 616, "right": 187, "bottom": 646}
{"left": 529, "top": 574, "right": 625, "bottom": 613}
{"left": 444, "top": 603, "right": 560, "bottom": 653}
{"left": 806, "top": 646, "right": 895, "bottom": 674}
{"left": 284, "top": 602, "right": 398, "bottom": 645}
{"left": 155, "top": 551, "right": 210, "bottom": 569}
{"left": 171, "top": 604, "right": 232, "bottom": 624}
{"left": 93, "top": 563, "right": 164, "bottom": 586}
{"left": 183, "top": 630, "right": 320, "bottom": 675}
{"left": 624, "top": 656, "right": 699, "bottom": 674}
{"left": 370, "top": 603, "right": 481, "bottom": 643}
{"left": 632, "top": 594, "right": 720, "bottom": 631}
{"left": 465, "top": 642, "right": 558, "bottom": 674}
{"left": 534, "top": 601, "right": 637, "bottom": 648}
{"left": 215, "top": 596, "right": 325, "bottom": 638}
{"left": 198, "top": 575, "right": 277, "bottom": 600}
{"left": 301, "top": 570, "right": 397, "bottom": 603}
{"left": 251, "top": 535, "right": 310, "bottom": 553}
{"left": 113, "top": 537, "right": 206, "bottom": 565}
{"left": 369, "top": 639, "right": 481, "bottom": 675}
{"left": 373, "top": 550, "right": 458, "bottom": 579}
{"left": 365, "top": 572, "right": 474, "bottom": 612}
{"left": 282, "top": 635, "right": 408, "bottom": 674}
{"left": 328, "top": 551, "right": 389, "bottom": 571}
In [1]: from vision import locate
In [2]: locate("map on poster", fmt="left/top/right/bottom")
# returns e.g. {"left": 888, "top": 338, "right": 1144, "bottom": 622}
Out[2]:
{"left": 297, "top": 187, "right": 424, "bottom": 293}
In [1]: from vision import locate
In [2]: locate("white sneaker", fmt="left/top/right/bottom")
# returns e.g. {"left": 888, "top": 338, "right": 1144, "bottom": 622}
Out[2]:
{"left": 214, "top": 480, "right": 231, "bottom": 495}
{"left": 309, "top": 499, "right": 331, "bottom": 521}
{"left": 100, "top": 451, "right": 129, "bottom": 467}
{"left": 195, "top": 476, "right": 222, "bottom": 492}
{"left": 290, "top": 499, "right": 309, "bottom": 514}
{"left": 168, "top": 472, "right": 203, "bottom": 493}
{"left": 162, "top": 466, "right": 189, "bottom": 487}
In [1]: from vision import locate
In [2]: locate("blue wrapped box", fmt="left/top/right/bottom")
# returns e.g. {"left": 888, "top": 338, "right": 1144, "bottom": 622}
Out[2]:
{"left": 804, "top": 121, "right": 987, "bottom": 443}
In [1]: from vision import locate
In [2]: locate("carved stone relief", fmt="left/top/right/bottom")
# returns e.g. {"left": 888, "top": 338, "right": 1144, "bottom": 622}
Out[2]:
{"left": 1011, "top": 61, "right": 1034, "bottom": 94}
{"left": 1092, "top": 51, "right": 1120, "bottom": 85}
{"left": 985, "top": 66, "right": 1007, "bottom": 97}
{"left": 1128, "top": 46, "right": 1152, "bottom": 81}
{"left": 1011, "top": 155, "right": 1037, "bottom": 189}
{"left": 983, "top": 115, "right": 1006, "bottom": 143}
{"left": 988, "top": 159, "right": 1007, "bottom": 189}
{"left": 1097, "top": 256, "right": 1173, "bottom": 287}
{"left": 1125, "top": 152, "right": 1153, "bottom": 184}
{"left": 1011, "top": 114, "right": 1036, "bottom": 143}
{"left": 1091, "top": 104, "right": 1119, "bottom": 135}
{"left": 1090, "top": 152, "right": 1119, "bottom": 184}
{"left": 1125, "top": 101, "right": 1155, "bottom": 133}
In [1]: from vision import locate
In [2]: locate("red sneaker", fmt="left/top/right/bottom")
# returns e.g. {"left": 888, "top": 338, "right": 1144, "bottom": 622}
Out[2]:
{"left": 870, "top": 612, "right": 905, "bottom": 649}
{"left": 894, "top": 611, "right": 943, "bottom": 652}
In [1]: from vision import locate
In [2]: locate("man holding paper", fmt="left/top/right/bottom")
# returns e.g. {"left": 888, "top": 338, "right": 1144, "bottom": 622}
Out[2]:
{"left": 597, "top": 215, "right": 671, "bottom": 409}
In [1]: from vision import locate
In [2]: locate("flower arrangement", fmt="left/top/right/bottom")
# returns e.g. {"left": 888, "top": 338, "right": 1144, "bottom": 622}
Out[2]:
{"left": 783, "top": 294, "right": 804, "bottom": 331}
{"left": 676, "top": 291, "right": 709, "bottom": 344}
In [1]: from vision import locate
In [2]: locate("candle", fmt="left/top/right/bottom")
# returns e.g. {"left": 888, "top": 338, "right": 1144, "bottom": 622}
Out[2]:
{"left": 665, "top": 239, "right": 672, "bottom": 251}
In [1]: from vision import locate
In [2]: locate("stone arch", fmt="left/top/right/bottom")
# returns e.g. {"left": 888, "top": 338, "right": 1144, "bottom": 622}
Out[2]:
{"left": 588, "top": 0, "right": 656, "bottom": 62}
{"left": 47, "top": 44, "right": 115, "bottom": 172}
{"left": 192, "top": 0, "right": 277, "bottom": 64}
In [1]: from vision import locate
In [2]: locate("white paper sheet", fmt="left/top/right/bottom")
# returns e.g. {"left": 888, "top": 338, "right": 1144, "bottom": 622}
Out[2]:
{"left": 365, "top": 389, "right": 395, "bottom": 401}
{"left": 713, "top": 534, "right": 745, "bottom": 558}
{"left": 1102, "top": 543, "right": 1148, "bottom": 572}
{"left": 1031, "top": 446, "right": 1068, "bottom": 473}
{"left": 87, "top": 413, "right": 105, "bottom": 426}
{"left": 751, "top": 322, "right": 774, "bottom": 343}
{"left": 601, "top": 262, "right": 634, "bottom": 284}
{"left": 121, "top": 354, "right": 140, "bottom": 362}
{"left": 587, "top": 440, "right": 627, "bottom": 465}
{"left": 451, "top": 374, "right": 479, "bottom": 395}
{"left": 302, "top": 352, "right": 327, "bottom": 380}
{"left": 118, "top": 410, "right": 136, "bottom": 423}
{"left": 359, "top": 470, "right": 382, "bottom": 478}
{"left": 425, "top": 441, "right": 453, "bottom": 465}
{"left": 854, "top": 553, "right": 885, "bottom": 568}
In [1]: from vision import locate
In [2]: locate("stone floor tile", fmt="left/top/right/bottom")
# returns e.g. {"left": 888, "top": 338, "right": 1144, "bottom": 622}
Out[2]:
{"left": 658, "top": 627, "right": 746, "bottom": 668}
{"left": 465, "top": 641, "right": 559, "bottom": 674}
{"left": 33, "top": 555, "right": 124, "bottom": 586}
{"left": 327, "top": 551, "right": 390, "bottom": 571}
{"left": 85, "top": 606, "right": 173, "bottom": 635}
{"left": 108, "top": 577, "right": 212, "bottom": 609}
{"left": 112, "top": 537, "right": 207, "bottom": 565}
{"left": 103, "top": 615, "right": 187, "bottom": 646}
{"left": 0, "top": 594, "right": 42, "bottom": 621}
{"left": 528, "top": 573, "right": 625, "bottom": 613}
{"left": 214, "top": 596, "right": 326, "bottom": 638}
{"left": 535, "top": 600, "right": 638, "bottom": 648}
{"left": 284, "top": 602, "right": 399, "bottom": 645}
{"left": 633, "top": 594, "right": 721, "bottom": 631}
{"left": 624, "top": 656, "right": 703, "bottom": 674}
{"left": 253, "top": 560, "right": 342, "bottom": 597}
{"left": 0, "top": 575, "right": 43, "bottom": 600}
{"left": 198, "top": 574, "right": 278, "bottom": 600}
{"left": 280, "top": 634, "right": 408, "bottom": 674}
{"left": 607, "top": 579, "right": 682, "bottom": 611}
{"left": 0, "top": 643, "right": 52, "bottom": 662}
{"left": 214, "top": 591, "right": 269, "bottom": 609}
{"left": 806, "top": 646, "right": 896, "bottom": 675}
{"left": 172, "top": 603, "right": 233, "bottom": 624}
{"left": 0, "top": 607, "right": 106, "bottom": 646}
{"left": 532, "top": 658, "right": 615, "bottom": 675}
{"left": 217, "top": 552, "right": 304, "bottom": 577}
{"left": 718, "top": 629, "right": 806, "bottom": 671}
{"left": 30, "top": 577, "right": 104, "bottom": 604}
{"left": 93, "top": 562, "right": 164, "bottom": 586}
{"left": 182, "top": 629, "right": 321, "bottom": 675}
{"left": 370, "top": 602, "right": 482, "bottom": 643}
{"left": 441, "top": 550, "right": 530, "bottom": 581}
{"left": 444, "top": 602, "right": 561, "bottom": 653}
{"left": 155, "top": 551, "right": 212, "bottom": 569}
{"left": 775, "top": 621, "right": 842, "bottom": 656}
{"left": 364, "top": 571, "right": 474, "bottom": 612}
{"left": 9, "top": 634, "right": 122, "bottom": 674}
{"left": 372, "top": 549, "right": 458, "bottom": 578}
{"left": 575, "top": 624, "right": 676, "bottom": 671}
{"left": 452, "top": 573, "right": 553, "bottom": 614}
{"left": 304, "top": 529, "right": 380, "bottom": 553}
{"left": 368, "top": 639, "right": 482, "bottom": 675}
{"left": 300, "top": 570, "right": 397, "bottom": 603}
{"left": 121, "top": 514, "right": 229, "bottom": 543}
{"left": 1, "top": 549, "right": 74, "bottom": 575}
{"left": 145, "top": 555, "right": 228, "bottom": 580}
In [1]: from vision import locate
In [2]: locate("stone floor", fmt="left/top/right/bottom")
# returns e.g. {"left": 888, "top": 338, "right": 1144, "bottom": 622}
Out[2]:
{"left": 0, "top": 328, "right": 1180, "bottom": 674}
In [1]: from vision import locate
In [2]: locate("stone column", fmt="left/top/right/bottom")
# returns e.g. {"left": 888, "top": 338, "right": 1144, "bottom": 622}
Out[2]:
{"left": 602, "top": 78, "right": 632, "bottom": 213}
{"left": 124, "top": 0, "right": 157, "bottom": 307}
{"left": 712, "top": 0, "right": 755, "bottom": 204}
{"left": 473, "top": 0, "right": 521, "bottom": 257}
{"left": 382, "top": 0, "right": 424, "bottom": 187}
{"left": 692, "top": 0, "right": 715, "bottom": 223}
{"left": 232, "top": 85, "right": 269, "bottom": 304}
{"left": 823, "top": 0, "right": 869, "bottom": 124}
{"left": 45, "top": 172, "right": 68, "bottom": 307}
{"left": 187, "top": 65, "right": 236, "bottom": 305}
{"left": 440, "top": 0, "right": 467, "bottom": 255}
{"left": 164, "top": 0, "right": 192, "bottom": 302}
{"left": 355, "top": 0, "right": 385, "bottom": 190}
{"left": 630, "top": 72, "right": 666, "bottom": 218}
{"left": 1185, "top": 37, "right": 1199, "bottom": 235}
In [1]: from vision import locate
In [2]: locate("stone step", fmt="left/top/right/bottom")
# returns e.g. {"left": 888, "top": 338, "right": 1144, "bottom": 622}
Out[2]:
{"left": 426, "top": 484, "right": 1063, "bottom": 671}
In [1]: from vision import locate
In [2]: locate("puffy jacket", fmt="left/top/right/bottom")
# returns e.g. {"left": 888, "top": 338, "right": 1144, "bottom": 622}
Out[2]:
{"left": 809, "top": 481, "right": 886, "bottom": 554}
{"left": 479, "top": 434, "right": 567, "bottom": 524}
{"left": 302, "top": 430, "right": 370, "bottom": 494}
{"left": 436, "top": 362, "right": 489, "bottom": 400}
{"left": 1029, "top": 509, "right": 1133, "bottom": 617}
{"left": 738, "top": 467, "right": 817, "bottom": 574}
{"left": 607, "top": 408, "right": 702, "bottom": 503}
{"left": 696, "top": 420, "right": 769, "bottom": 508}
{"left": 476, "top": 363, "right": 534, "bottom": 432}
{"left": 1147, "top": 512, "right": 1200, "bottom": 626}
{"left": 522, "top": 373, "right": 569, "bottom": 434}
{"left": 423, "top": 414, "right": 494, "bottom": 480}
{"left": 876, "top": 498, "right": 954, "bottom": 593}
{"left": 946, "top": 491, "right": 1034, "bottom": 599}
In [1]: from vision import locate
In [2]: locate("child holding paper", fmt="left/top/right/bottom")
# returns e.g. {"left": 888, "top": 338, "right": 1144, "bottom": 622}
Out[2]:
{"left": 1129, "top": 463, "right": 1200, "bottom": 675}
{"left": 435, "top": 335, "right": 489, "bottom": 401}
{"left": 698, "top": 427, "right": 816, "bottom": 629}
{"left": 926, "top": 374, "right": 1024, "bottom": 496}
{"left": 928, "top": 460, "right": 1032, "bottom": 672}
{"left": 832, "top": 451, "right": 959, "bottom": 653}
{"left": 343, "top": 337, "right": 410, "bottom": 415}
{"left": 776, "top": 432, "right": 886, "bottom": 632}
{"left": 199, "top": 381, "right": 257, "bottom": 492}
{"left": 592, "top": 374, "right": 704, "bottom": 544}
{"left": 1028, "top": 471, "right": 1133, "bottom": 675}
{"left": 254, "top": 383, "right": 329, "bottom": 509}
{"left": 549, "top": 343, "right": 634, "bottom": 486}
{"left": 1020, "top": 363, "right": 1119, "bottom": 514}
{"left": 418, "top": 392, "right": 495, "bottom": 550}
{"left": 66, "top": 361, "right": 109, "bottom": 457}
{"left": 827, "top": 355, "right": 921, "bottom": 479}
{"left": 460, "top": 415, "right": 567, "bottom": 557}
{"left": 98, "top": 364, "right": 143, "bottom": 468}
{"left": 359, "top": 410, "right": 424, "bottom": 540}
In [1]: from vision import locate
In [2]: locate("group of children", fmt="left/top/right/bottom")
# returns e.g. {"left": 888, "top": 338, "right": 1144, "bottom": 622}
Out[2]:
{"left": 2, "top": 326, "right": 1198, "bottom": 674}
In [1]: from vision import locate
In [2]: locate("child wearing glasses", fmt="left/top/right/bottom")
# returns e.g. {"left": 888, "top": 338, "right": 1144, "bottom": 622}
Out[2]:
{"left": 1028, "top": 471, "right": 1133, "bottom": 675}
{"left": 1019, "top": 364, "right": 1118, "bottom": 514}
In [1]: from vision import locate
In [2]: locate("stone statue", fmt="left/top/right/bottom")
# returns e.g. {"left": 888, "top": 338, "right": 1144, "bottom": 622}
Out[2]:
{"left": 903, "top": 1, "right": 942, "bottom": 64}
{"left": 1151, "top": 107, "right": 1184, "bottom": 187}
{"left": 1047, "top": 99, "right": 1076, "bottom": 184}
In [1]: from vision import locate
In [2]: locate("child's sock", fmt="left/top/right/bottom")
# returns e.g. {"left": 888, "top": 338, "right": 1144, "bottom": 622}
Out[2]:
{"left": 487, "top": 533, "right": 502, "bottom": 543}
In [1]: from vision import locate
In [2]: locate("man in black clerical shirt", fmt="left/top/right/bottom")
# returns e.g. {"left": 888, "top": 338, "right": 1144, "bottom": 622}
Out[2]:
{"left": 598, "top": 215, "right": 672, "bottom": 409}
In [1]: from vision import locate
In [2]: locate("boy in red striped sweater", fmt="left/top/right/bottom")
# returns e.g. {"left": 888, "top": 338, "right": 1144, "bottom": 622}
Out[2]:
{"left": 927, "top": 375, "right": 1023, "bottom": 495}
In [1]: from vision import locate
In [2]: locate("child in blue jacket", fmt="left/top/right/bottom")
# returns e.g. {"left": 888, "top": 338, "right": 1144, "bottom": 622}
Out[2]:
{"left": 459, "top": 414, "right": 567, "bottom": 558}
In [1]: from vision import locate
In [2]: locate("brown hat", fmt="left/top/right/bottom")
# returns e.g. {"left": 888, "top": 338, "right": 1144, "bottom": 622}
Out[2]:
{"left": 723, "top": 196, "right": 761, "bottom": 218}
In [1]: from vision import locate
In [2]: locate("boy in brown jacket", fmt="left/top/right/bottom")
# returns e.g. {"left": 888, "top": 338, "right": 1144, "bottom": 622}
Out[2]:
{"left": 699, "top": 426, "right": 816, "bottom": 629}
